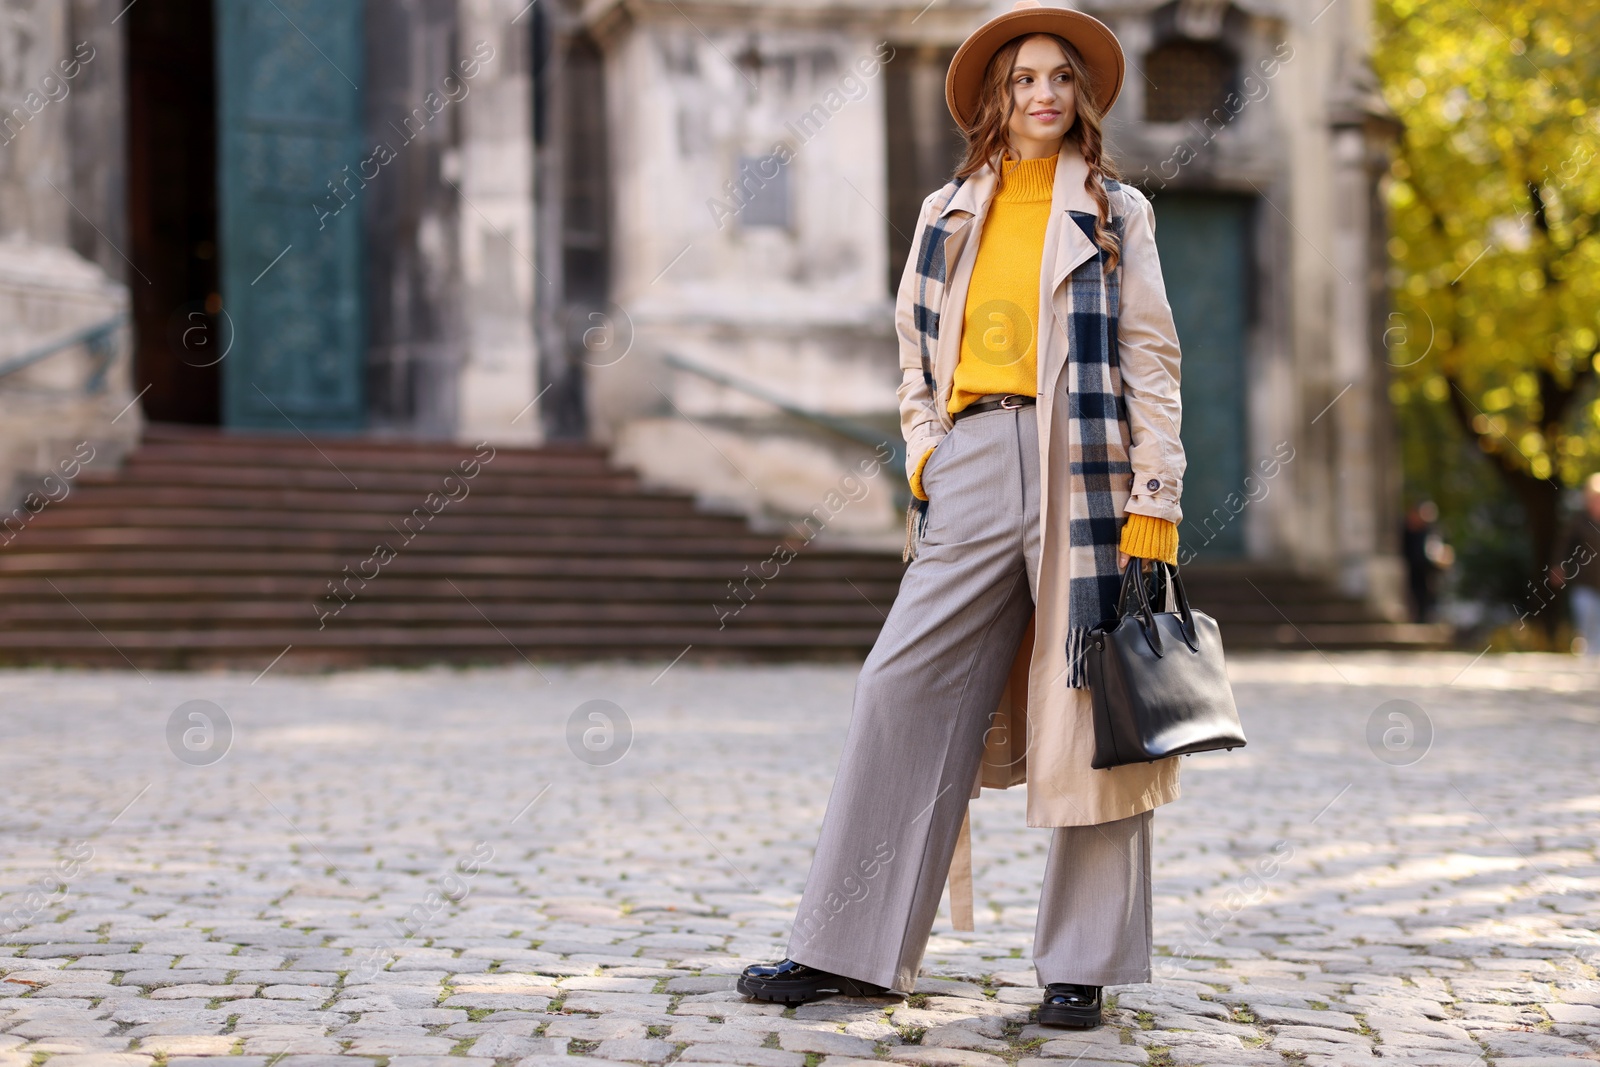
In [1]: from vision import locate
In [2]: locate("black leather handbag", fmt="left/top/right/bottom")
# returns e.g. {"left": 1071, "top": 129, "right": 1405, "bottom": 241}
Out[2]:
{"left": 1086, "top": 558, "right": 1246, "bottom": 768}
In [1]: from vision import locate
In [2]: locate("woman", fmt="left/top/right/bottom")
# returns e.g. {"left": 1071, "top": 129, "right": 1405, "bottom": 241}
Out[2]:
{"left": 737, "top": 0, "right": 1185, "bottom": 1030}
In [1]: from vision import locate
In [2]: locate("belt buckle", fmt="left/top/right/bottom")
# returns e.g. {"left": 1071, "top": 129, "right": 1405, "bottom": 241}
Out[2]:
{"left": 999, "top": 394, "right": 1023, "bottom": 410}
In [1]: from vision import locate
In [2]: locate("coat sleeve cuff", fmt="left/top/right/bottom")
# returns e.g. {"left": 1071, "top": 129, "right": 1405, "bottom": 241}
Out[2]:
{"left": 1124, "top": 472, "right": 1183, "bottom": 525}
{"left": 1119, "top": 513, "right": 1178, "bottom": 566}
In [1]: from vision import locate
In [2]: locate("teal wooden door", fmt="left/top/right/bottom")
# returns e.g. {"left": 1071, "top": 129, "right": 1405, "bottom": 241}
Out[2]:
{"left": 215, "top": 0, "right": 365, "bottom": 431}
{"left": 1149, "top": 194, "right": 1251, "bottom": 558}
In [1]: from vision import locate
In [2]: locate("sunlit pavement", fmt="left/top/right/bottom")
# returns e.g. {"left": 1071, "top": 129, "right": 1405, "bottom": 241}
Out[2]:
{"left": 2, "top": 651, "right": 1598, "bottom": 1067}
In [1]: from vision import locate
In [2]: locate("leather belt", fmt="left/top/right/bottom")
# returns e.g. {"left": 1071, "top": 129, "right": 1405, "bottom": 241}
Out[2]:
{"left": 952, "top": 393, "right": 1037, "bottom": 421}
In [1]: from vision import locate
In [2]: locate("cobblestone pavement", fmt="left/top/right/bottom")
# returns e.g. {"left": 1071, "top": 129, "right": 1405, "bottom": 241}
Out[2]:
{"left": 2, "top": 652, "right": 1599, "bottom": 1067}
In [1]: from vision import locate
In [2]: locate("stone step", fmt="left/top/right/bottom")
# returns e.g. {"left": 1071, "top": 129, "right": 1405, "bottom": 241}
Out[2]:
{"left": 130, "top": 437, "right": 613, "bottom": 474}
{"left": 0, "top": 624, "right": 887, "bottom": 670}
{"left": 98, "top": 462, "right": 650, "bottom": 495}
{"left": 54, "top": 484, "right": 715, "bottom": 516}
{"left": 0, "top": 598, "right": 890, "bottom": 629}
{"left": 0, "top": 574, "right": 903, "bottom": 603}
{"left": 20, "top": 506, "right": 753, "bottom": 537}
{"left": 0, "top": 549, "right": 904, "bottom": 580}
{"left": 0, "top": 526, "right": 849, "bottom": 558}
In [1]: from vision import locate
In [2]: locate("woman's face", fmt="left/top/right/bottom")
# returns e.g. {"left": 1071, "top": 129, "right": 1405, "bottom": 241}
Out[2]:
{"left": 1006, "top": 36, "right": 1077, "bottom": 159}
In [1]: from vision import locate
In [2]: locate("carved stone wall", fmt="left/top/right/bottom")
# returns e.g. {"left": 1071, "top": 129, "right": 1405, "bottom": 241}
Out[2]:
{"left": 363, "top": 0, "right": 467, "bottom": 438}
{"left": 0, "top": 0, "right": 139, "bottom": 516}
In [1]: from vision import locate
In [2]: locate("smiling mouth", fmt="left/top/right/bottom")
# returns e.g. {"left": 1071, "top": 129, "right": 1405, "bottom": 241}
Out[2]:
{"left": 1030, "top": 110, "right": 1061, "bottom": 120}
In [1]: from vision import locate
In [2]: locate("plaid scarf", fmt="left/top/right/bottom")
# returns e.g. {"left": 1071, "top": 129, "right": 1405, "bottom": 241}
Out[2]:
{"left": 911, "top": 177, "right": 970, "bottom": 392}
{"left": 902, "top": 178, "right": 969, "bottom": 558}
{"left": 905, "top": 177, "right": 1132, "bottom": 689}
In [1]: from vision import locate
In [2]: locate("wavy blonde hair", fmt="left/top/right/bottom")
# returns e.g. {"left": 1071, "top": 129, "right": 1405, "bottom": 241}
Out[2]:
{"left": 953, "top": 32, "right": 1121, "bottom": 271}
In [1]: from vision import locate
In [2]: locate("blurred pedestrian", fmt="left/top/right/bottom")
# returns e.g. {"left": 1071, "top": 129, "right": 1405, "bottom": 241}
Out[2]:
{"left": 737, "top": 1, "right": 1185, "bottom": 1030}
{"left": 1549, "top": 473, "right": 1600, "bottom": 655}
{"left": 1401, "top": 500, "right": 1452, "bottom": 623}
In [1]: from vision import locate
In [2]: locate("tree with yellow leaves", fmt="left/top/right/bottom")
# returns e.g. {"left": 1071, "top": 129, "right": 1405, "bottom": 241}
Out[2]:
{"left": 1376, "top": 0, "right": 1600, "bottom": 631}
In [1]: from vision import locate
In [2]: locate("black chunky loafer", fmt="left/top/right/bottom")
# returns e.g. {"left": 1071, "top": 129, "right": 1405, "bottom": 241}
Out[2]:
{"left": 735, "top": 958, "right": 888, "bottom": 1004}
{"left": 1038, "top": 982, "right": 1102, "bottom": 1028}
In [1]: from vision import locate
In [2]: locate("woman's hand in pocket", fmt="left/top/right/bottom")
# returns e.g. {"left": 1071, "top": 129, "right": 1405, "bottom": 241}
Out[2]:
{"left": 909, "top": 442, "right": 940, "bottom": 502}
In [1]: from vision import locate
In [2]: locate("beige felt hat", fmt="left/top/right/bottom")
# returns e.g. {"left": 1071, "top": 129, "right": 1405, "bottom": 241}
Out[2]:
{"left": 944, "top": 0, "right": 1126, "bottom": 132}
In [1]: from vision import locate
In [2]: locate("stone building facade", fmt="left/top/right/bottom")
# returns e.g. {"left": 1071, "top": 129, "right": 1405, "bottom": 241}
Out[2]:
{"left": 0, "top": 0, "right": 1405, "bottom": 617}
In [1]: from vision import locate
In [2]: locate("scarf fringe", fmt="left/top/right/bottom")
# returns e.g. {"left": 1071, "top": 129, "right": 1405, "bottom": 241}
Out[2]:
{"left": 1064, "top": 624, "right": 1094, "bottom": 689}
{"left": 902, "top": 497, "right": 929, "bottom": 562}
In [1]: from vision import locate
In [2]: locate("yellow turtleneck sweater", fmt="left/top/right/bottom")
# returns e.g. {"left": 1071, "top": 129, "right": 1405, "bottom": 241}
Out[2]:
{"left": 950, "top": 153, "right": 1056, "bottom": 414}
{"left": 908, "top": 153, "right": 1177, "bottom": 566}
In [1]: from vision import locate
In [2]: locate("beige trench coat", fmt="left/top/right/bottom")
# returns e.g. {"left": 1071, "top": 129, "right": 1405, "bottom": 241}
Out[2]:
{"left": 892, "top": 138, "right": 1187, "bottom": 829}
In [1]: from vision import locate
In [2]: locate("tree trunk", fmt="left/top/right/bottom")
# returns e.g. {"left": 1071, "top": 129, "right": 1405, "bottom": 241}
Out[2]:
{"left": 1442, "top": 375, "right": 1566, "bottom": 639}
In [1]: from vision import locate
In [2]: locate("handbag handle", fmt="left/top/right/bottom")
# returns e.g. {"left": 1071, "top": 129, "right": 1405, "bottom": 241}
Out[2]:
{"left": 1144, "top": 559, "right": 1202, "bottom": 654}
{"left": 1116, "top": 558, "right": 1203, "bottom": 656}
{"left": 1166, "top": 562, "right": 1202, "bottom": 652}
{"left": 1116, "top": 557, "right": 1164, "bottom": 657}
{"left": 1115, "top": 555, "right": 1154, "bottom": 616}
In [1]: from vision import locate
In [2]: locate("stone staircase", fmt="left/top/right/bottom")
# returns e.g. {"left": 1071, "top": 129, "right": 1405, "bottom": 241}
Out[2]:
{"left": 0, "top": 425, "right": 1451, "bottom": 670}
{"left": 0, "top": 425, "right": 905, "bottom": 669}
{"left": 1176, "top": 564, "right": 1454, "bottom": 651}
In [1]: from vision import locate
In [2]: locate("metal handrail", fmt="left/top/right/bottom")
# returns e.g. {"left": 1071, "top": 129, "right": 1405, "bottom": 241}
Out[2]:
{"left": 0, "top": 312, "right": 127, "bottom": 393}
{"left": 663, "top": 351, "right": 905, "bottom": 472}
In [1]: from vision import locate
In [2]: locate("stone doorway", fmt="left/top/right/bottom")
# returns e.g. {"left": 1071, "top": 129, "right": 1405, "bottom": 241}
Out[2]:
{"left": 125, "top": 0, "right": 220, "bottom": 425}
{"left": 884, "top": 43, "right": 963, "bottom": 297}
{"left": 1152, "top": 191, "right": 1255, "bottom": 558}
{"left": 126, "top": 0, "right": 369, "bottom": 433}
{"left": 532, "top": 4, "right": 609, "bottom": 442}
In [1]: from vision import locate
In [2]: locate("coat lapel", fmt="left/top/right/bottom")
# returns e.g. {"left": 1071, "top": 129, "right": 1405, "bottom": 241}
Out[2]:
{"left": 1039, "top": 143, "right": 1103, "bottom": 403}
{"left": 937, "top": 165, "right": 988, "bottom": 274}
{"left": 1048, "top": 144, "right": 1102, "bottom": 287}
{"left": 928, "top": 166, "right": 994, "bottom": 411}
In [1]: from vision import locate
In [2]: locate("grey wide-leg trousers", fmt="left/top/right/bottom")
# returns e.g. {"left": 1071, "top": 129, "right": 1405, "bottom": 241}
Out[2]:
{"left": 786, "top": 403, "right": 1154, "bottom": 994}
